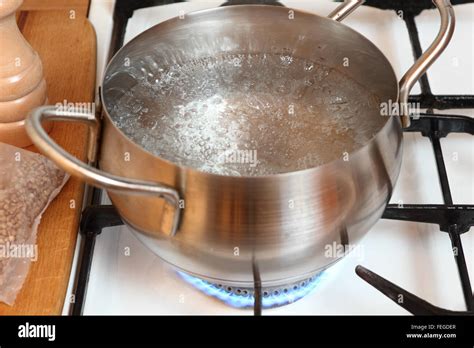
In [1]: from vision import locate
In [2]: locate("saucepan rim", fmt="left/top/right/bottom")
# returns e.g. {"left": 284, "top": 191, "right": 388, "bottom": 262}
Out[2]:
{"left": 100, "top": 4, "right": 400, "bottom": 180}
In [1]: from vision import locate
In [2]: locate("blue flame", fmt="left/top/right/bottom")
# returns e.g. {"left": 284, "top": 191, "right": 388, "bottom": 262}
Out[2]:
{"left": 178, "top": 271, "right": 325, "bottom": 308}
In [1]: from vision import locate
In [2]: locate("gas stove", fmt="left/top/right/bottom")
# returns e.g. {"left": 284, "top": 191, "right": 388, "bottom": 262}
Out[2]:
{"left": 64, "top": 0, "right": 474, "bottom": 316}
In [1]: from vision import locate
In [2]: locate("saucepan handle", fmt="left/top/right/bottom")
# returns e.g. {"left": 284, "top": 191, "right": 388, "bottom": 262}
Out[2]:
{"left": 398, "top": 0, "right": 455, "bottom": 127}
{"left": 25, "top": 105, "right": 181, "bottom": 236}
{"left": 329, "top": 0, "right": 455, "bottom": 127}
{"left": 328, "top": 0, "right": 365, "bottom": 22}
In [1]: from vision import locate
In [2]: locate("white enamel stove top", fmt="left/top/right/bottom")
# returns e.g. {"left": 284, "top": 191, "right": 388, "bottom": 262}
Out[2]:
{"left": 63, "top": 0, "right": 474, "bottom": 315}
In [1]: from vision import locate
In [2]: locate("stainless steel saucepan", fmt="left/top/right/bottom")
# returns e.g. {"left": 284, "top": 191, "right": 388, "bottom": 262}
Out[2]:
{"left": 26, "top": 0, "right": 455, "bottom": 287}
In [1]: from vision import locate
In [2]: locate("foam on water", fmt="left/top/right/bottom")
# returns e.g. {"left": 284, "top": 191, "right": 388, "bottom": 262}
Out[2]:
{"left": 108, "top": 53, "right": 384, "bottom": 176}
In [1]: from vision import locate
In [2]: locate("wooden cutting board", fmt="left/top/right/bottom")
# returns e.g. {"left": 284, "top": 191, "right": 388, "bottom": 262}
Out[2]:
{"left": 0, "top": 0, "right": 96, "bottom": 315}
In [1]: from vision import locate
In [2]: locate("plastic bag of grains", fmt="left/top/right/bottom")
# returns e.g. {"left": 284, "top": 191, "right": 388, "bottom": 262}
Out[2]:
{"left": 0, "top": 142, "right": 68, "bottom": 305}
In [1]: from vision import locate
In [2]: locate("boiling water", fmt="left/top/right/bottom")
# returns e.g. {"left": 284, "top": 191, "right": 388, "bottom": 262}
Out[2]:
{"left": 108, "top": 53, "right": 385, "bottom": 176}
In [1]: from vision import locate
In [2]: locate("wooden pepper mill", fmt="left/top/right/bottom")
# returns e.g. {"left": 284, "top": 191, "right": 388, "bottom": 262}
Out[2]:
{"left": 0, "top": 0, "right": 50, "bottom": 148}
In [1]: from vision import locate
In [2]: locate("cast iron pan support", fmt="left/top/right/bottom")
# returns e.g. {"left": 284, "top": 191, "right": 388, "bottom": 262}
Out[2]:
{"left": 358, "top": 115, "right": 474, "bottom": 315}
{"left": 71, "top": 205, "right": 122, "bottom": 315}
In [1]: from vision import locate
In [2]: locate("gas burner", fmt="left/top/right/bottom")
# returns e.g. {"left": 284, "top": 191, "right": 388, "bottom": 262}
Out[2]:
{"left": 178, "top": 272, "right": 326, "bottom": 308}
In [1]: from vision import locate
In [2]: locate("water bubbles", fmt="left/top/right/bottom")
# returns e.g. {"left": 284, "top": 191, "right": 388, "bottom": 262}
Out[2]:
{"left": 243, "top": 81, "right": 256, "bottom": 92}
{"left": 232, "top": 57, "right": 242, "bottom": 67}
{"left": 132, "top": 103, "right": 142, "bottom": 113}
{"left": 304, "top": 62, "right": 314, "bottom": 72}
{"left": 276, "top": 84, "right": 289, "bottom": 95}
{"left": 146, "top": 73, "right": 155, "bottom": 84}
{"left": 314, "top": 66, "right": 330, "bottom": 81}
{"left": 329, "top": 96, "right": 347, "bottom": 105}
{"left": 211, "top": 96, "right": 223, "bottom": 104}
{"left": 108, "top": 52, "right": 384, "bottom": 176}
{"left": 139, "top": 117, "right": 157, "bottom": 129}
{"left": 246, "top": 96, "right": 262, "bottom": 110}
{"left": 280, "top": 55, "right": 294, "bottom": 67}
{"left": 304, "top": 78, "right": 315, "bottom": 87}
{"left": 203, "top": 88, "right": 213, "bottom": 98}
{"left": 292, "top": 86, "right": 308, "bottom": 101}
{"left": 342, "top": 112, "right": 353, "bottom": 120}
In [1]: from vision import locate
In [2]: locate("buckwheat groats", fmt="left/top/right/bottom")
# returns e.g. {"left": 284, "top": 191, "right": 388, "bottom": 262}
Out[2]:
{"left": 0, "top": 142, "right": 68, "bottom": 305}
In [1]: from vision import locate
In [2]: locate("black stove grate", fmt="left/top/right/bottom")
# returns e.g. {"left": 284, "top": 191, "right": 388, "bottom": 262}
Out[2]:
{"left": 375, "top": 113, "right": 474, "bottom": 314}
{"left": 72, "top": 0, "right": 474, "bottom": 316}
